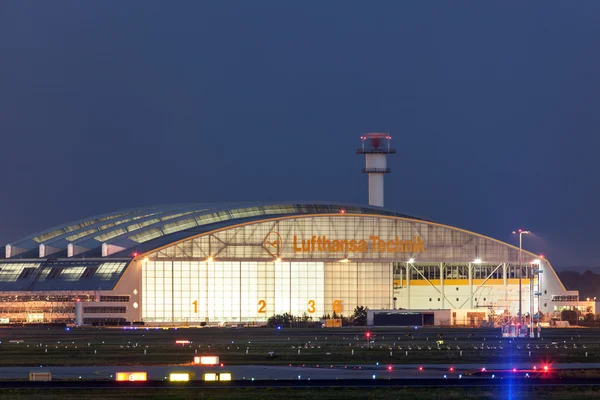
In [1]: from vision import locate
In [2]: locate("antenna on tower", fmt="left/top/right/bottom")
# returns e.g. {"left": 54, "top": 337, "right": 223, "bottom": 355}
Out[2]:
{"left": 357, "top": 133, "right": 395, "bottom": 207}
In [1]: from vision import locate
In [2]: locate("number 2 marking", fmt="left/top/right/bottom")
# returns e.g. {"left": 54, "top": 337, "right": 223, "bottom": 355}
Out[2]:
{"left": 258, "top": 299, "right": 266, "bottom": 313}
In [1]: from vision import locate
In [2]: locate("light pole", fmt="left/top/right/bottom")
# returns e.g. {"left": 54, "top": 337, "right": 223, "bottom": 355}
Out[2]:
{"left": 576, "top": 297, "right": 579, "bottom": 326}
{"left": 531, "top": 258, "right": 541, "bottom": 338}
{"left": 512, "top": 230, "right": 530, "bottom": 325}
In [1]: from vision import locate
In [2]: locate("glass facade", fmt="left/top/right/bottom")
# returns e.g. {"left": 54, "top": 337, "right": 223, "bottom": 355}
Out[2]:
{"left": 149, "top": 215, "right": 532, "bottom": 264}
{"left": 0, "top": 261, "right": 128, "bottom": 291}
{"left": 140, "top": 214, "right": 541, "bottom": 323}
{"left": 142, "top": 260, "right": 391, "bottom": 323}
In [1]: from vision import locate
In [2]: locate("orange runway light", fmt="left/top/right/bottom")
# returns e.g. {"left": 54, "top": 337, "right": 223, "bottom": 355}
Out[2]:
{"left": 195, "top": 356, "right": 219, "bottom": 365}
{"left": 116, "top": 372, "right": 147, "bottom": 382}
{"left": 175, "top": 340, "right": 191, "bottom": 345}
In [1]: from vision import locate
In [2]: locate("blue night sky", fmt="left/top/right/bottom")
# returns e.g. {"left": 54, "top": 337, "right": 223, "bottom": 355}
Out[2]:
{"left": 1, "top": 1, "right": 599, "bottom": 269}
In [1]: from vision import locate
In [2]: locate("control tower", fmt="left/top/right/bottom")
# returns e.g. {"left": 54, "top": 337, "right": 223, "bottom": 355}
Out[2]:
{"left": 357, "top": 133, "right": 395, "bottom": 207}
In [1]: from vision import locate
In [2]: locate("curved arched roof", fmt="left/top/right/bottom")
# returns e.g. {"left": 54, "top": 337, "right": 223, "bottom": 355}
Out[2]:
{"left": 4, "top": 202, "right": 427, "bottom": 259}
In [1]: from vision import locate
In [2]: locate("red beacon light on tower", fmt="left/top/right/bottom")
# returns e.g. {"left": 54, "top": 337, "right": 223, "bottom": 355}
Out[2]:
{"left": 357, "top": 133, "right": 395, "bottom": 208}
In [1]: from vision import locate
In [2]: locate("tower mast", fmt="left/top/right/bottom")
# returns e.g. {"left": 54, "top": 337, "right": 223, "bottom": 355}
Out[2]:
{"left": 357, "top": 133, "right": 396, "bottom": 207}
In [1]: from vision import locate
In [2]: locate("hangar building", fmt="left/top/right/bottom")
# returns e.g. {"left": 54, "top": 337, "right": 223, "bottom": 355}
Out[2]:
{"left": 0, "top": 201, "right": 589, "bottom": 326}
{"left": 0, "top": 134, "right": 591, "bottom": 326}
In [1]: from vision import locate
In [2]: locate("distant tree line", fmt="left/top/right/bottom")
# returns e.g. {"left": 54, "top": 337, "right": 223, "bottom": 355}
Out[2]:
{"left": 558, "top": 270, "right": 600, "bottom": 300}
{"left": 266, "top": 306, "right": 369, "bottom": 328}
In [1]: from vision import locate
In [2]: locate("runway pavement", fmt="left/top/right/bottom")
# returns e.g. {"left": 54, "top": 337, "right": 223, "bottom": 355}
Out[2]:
{"left": 1, "top": 378, "right": 600, "bottom": 389}
{"left": 0, "top": 362, "right": 598, "bottom": 381}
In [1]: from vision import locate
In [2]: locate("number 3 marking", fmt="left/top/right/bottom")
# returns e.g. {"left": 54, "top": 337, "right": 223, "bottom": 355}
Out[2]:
{"left": 308, "top": 300, "right": 316, "bottom": 313}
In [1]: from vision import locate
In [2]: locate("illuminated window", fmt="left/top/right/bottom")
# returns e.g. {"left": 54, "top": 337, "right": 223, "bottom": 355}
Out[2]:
{"left": 163, "top": 218, "right": 197, "bottom": 235}
{"left": 195, "top": 212, "right": 230, "bottom": 226}
{"left": 61, "top": 267, "right": 86, "bottom": 281}
{"left": 127, "top": 218, "right": 160, "bottom": 232}
{"left": 66, "top": 228, "right": 98, "bottom": 241}
{"left": 98, "top": 219, "right": 132, "bottom": 231}
{"left": 130, "top": 228, "right": 163, "bottom": 243}
{"left": 95, "top": 228, "right": 127, "bottom": 242}
{"left": 0, "top": 263, "right": 40, "bottom": 282}
{"left": 33, "top": 228, "right": 65, "bottom": 243}
{"left": 83, "top": 306, "right": 126, "bottom": 314}
{"left": 95, "top": 262, "right": 127, "bottom": 279}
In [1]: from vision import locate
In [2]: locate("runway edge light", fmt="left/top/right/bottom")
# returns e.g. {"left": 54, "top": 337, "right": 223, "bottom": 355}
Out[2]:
{"left": 169, "top": 373, "right": 190, "bottom": 382}
{"left": 203, "top": 372, "right": 218, "bottom": 381}
{"left": 219, "top": 372, "right": 232, "bottom": 381}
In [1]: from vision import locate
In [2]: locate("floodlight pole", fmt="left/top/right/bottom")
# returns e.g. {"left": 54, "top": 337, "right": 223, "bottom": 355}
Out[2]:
{"left": 530, "top": 263, "right": 535, "bottom": 338}
{"left": 514, "top": 230, "right": 530, "bottom": 326}
{"left": 519, "top": 233, "right": 522, "bottom": 323}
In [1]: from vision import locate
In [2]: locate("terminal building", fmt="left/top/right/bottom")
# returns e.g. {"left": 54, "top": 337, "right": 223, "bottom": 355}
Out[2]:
{"left": 0, "top": 135, "right": 592, "bottom": 326}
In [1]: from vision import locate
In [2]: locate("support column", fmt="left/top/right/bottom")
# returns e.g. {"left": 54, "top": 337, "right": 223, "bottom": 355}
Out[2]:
{"left": 75, "top": 301, "right": 83, "bottom": 327}
{"left": 171, "top": 261, "right": 175, "bottom": 323}
{"left": 356, "top": 263, "right": 359, "bottom": 308}
{"left": 468, "top": 263, "right": 473, "bottom": 309}
{"left": 239, "top": 262, "right": 242, "bottom": 323}
{"left": 406, "top": 264, "right": 411, "bottom": 309}
{"left": 503, "top": 263, "right": 507, "bottom": 286}
{"left": 440, "top": 263, "right": 445, "bottom": 309}
{"left": 398, "top": 265, "right": 402, "bottom": 310}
